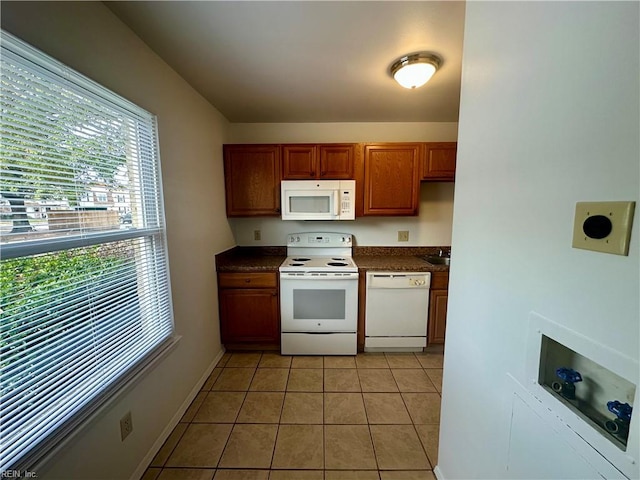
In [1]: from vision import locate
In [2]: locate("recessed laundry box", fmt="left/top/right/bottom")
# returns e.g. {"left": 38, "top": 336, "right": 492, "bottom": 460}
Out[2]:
{"left": 521, "top": 312, "right": 638, "bottom": 479}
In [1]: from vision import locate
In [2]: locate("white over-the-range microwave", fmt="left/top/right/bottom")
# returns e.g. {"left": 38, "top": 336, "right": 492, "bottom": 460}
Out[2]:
{"left": 281, "top": 180, "right": 355, "bottom": 221}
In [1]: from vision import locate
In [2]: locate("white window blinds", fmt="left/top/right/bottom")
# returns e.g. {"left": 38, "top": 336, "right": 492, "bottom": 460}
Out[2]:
{"left": 0, "top": 31, "right": 174, "bottom": 471}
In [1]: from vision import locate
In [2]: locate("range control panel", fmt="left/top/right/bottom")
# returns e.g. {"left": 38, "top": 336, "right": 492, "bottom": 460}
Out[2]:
{"left": 287, "top": 232, "right": 352, "bottom": 247}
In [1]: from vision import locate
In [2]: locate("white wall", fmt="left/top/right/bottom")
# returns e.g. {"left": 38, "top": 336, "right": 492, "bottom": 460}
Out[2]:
{"left": 441, "top": 2, "right": 639, "bottom": 479}
{"left": 229, "top": 122, "right": 458, "bottom": 144}
{"left": 1, "top": 2, "right": 235, "bottom": 479}
{"left": 229, "top": 122, "right": 457, "bottom": 246}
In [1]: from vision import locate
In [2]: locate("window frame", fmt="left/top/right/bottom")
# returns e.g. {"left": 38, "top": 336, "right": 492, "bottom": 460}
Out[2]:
{"left": 0, "top": 30, "right": 176, "bottom": 471}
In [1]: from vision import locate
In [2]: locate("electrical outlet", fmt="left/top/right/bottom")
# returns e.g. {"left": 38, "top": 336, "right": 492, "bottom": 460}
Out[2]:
{"left": 120, "top": 411, "right": 133, "bottom": 441}
{"left": 254, "top": 230, "right": 261, "bottom": 241}
{"left": 398, "top": 230, "right": 409, "bottom": 242}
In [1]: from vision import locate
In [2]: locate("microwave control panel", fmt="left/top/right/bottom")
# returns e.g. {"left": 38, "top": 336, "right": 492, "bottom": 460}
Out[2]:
{"left": 341, "top": 190, "right": 352, "bottom": 216}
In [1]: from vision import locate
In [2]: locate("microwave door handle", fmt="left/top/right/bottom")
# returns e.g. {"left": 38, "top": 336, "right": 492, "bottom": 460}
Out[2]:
{"left": 333, "top": 190, "right": 339, "bottom": 216}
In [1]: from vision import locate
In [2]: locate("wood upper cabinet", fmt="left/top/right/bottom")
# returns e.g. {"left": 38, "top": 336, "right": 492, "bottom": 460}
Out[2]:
{"left": 428, "top": 271, "right": 449, "bottom": 345}
{"left": 422, "top": 142, "right": 457, "bottom": 181}
{"left": 223, "top": 145, "right": 281, "bottom": 216}
{"left": 282, "top": 144, "right": 355, "bottom": 179}
{"left": 362, "top": 143, "right": 422, "bottom": 216}
{"left": 319, "top": 144, "right": 355, "bottom": 179}
{"left": 282, "top": 145, "right": 315, "bottom": 179}
{"left": 218, "top": 272, "right": 279, "bottom": 345}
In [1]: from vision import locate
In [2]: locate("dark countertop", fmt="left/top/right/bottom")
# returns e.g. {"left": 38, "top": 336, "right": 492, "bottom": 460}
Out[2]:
{"left": 215, "top": 246, "right": 286, "bottom": 272}
{"left": 353, "top": 254, "right": 449, "bottom": 273}
{"left": 215, "top": 246, "right": 450, "bottom": 273}
{"left": 354, "top": 246, "right": 450, "bottom": 273}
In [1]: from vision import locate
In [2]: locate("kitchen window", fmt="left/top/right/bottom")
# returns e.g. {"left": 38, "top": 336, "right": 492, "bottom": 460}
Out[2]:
{"left": 0, "top": 31, "right": 174, "bottom": 470}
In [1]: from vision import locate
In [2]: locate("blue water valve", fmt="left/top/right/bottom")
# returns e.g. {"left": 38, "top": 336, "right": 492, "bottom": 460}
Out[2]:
{"left": 607, "top": 401, "right": 632, "bottom": 422}
{"left": 556, "top": 367, "right": 583, "bottom": 384}
{"left": 605, "top": 401, "right": 632, "bottom": 441}
{"left": 551, "top": 367, "right": 582, "bottom": 400}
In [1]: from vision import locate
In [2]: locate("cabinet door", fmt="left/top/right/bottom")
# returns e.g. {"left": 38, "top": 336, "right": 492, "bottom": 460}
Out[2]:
{"left": 219, "top": 288, "right": 279, "bottom": 344}
{"left": 283, "top": 144, "right": 355, "bottom": 179}
{"left": 422, "top": 142, "right": 457, "bottom": 181}
{"left": 363, "top": 143, "right": 421, "bottom": 215}
{"left": 282, "top": 145, "right": 316, "bottom": 179}
{"left": 223, "top": 145, "right": 281, "bottom": 216}
{"left": 428, "top": 289, "right": 448, "bottom": 345}
{"left": 318, "top": 144, "right": 355, "bottom": 179}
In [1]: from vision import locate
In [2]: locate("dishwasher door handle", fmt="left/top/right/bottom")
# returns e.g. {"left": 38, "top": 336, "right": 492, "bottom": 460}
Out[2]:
{"left": 371, "top": 274, "right": 407, "bottom": 277}
{"left": 367, "top": 272, "right": 431, "bottom": 289}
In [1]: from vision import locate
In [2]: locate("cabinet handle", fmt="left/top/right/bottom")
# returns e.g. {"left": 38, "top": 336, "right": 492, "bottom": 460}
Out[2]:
{"left": 245, "top": 279, "right": 251, "bottom": 283}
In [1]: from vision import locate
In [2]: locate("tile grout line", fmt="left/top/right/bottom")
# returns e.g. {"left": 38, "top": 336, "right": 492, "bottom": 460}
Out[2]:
{"left": 397, "top": 354, "right": 436, "bottom": 471}
{"left": 215, "top": 352, "right": 263, "bottom": 470}
{"left": 268, "top": 361, "right": 291, "bottom": 470}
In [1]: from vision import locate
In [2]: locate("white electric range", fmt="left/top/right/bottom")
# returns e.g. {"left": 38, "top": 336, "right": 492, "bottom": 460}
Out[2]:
{"left": 279, "top": 232, "right": 358, "bottom": 355}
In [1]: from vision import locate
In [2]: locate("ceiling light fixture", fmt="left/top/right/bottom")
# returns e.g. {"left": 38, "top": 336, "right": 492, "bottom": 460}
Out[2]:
{"left": 390, "top": 53, "right": 442, "bottom": 89}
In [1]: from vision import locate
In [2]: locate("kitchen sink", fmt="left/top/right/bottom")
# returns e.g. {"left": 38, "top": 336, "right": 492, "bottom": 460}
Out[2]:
{"left": 424, "top": 255, "right": 451, "bottom": 266}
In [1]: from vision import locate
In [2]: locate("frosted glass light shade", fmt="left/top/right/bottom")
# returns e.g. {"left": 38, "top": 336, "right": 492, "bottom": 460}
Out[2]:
{"left": 390, "top": 53, "right": 441, "bottom": 89}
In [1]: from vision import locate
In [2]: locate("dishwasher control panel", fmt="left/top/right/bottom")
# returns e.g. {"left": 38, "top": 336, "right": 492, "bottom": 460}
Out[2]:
{"left": 367, "top": 272, "right": 431, "bottom": 289}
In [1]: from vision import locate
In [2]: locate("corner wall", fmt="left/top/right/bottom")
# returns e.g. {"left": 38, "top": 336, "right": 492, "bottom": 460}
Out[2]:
{"left": 441, "top": 2, "right": 639, "bottom": 478}
{"left": 1, "top": 2, "right": 235, "bottom": 479}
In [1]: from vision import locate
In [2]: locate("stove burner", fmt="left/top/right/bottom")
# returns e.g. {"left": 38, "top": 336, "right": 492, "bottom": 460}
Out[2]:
{"left": 327, "top": 262, "right": 348, "bottom": 267}
{"left": 292, "top": 257, "right": 310, "bottom": 262}
{"left": 331, "top": 257, "right": 346, "bottom": 261}
{"left": 289, "top": 263, "right": 304, "bottom": 266}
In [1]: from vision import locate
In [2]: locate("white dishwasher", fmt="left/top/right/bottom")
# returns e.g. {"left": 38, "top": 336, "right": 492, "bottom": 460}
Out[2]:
{"left": 365, "top": 271, "right": 431, "bottom": 352}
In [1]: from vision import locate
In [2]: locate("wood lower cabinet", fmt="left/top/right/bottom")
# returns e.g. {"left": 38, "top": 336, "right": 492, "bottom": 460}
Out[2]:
{"left": 282, "top": 143, "right": 355, "bottom": 179}
{"left": 428, "top": 271, "right": 449, "bottom": 345}
{"left": 223, "top": 145, "right": 281, "bottom": 216}
{"left": 363, "top": 143, "right": 422, "bottom": 216}
{"left": 422, "top": 142, "right": 457, "bottom": 181}
{"left": 218, "top": 272, "right": 279, "bottom": 346}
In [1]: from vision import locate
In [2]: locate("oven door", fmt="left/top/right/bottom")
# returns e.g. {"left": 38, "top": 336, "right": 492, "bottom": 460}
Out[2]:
{"left": 280, "top": 273, "right": 358, "bottom": 332}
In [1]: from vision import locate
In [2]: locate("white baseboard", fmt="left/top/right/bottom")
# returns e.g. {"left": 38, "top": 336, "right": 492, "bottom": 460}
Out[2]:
{"left": 434, "top": 465, "right": 444, "bottom": 479}
{"left": 130, "top": 347, "right": 225, "bottom": 480}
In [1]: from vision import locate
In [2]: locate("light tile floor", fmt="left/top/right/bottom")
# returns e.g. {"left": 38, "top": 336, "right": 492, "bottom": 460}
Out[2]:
{"left": 142, "top": 350, "right": 443, "bottom": 480}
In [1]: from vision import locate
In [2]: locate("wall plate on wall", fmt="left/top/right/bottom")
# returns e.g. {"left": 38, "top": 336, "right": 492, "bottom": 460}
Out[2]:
{"left": 572, "top": 201, "right": 635, "bottom": 255}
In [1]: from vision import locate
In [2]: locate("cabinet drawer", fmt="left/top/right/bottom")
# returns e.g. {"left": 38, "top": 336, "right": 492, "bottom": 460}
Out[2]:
{"left": 218, "top": 272, "right": 278, "bottom": 288}
{"left": 430, "top": 271, "right": 449, "bottom": 290}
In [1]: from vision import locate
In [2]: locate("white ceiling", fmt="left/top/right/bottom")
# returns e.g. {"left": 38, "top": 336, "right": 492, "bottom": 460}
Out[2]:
{"left": 106, "top": 1, "right": 465, "bottom": 123}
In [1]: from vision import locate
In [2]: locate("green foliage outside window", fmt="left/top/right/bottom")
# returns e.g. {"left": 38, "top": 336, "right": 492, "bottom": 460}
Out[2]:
{"left": 0, "top": 243, "right": 134, "bottom": 378}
